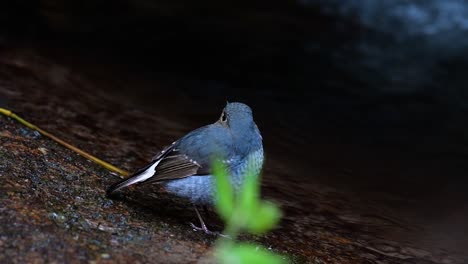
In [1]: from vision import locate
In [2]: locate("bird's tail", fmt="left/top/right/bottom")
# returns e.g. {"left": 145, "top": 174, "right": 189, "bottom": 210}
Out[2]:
{"left": 106, "top": 159, "right": 161, "bottom": 196}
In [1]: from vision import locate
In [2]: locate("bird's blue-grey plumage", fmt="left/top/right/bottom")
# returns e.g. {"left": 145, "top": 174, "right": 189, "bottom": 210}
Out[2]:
{"left": 107, "top": 102, "right": 264, "bottom": 205}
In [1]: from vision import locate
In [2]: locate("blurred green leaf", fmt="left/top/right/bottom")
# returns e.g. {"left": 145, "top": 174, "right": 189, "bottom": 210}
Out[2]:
{"left": 217, "top": 243, "right": 286, "bottom": 264}
{"left": 212, "top": 159, "right": 234, "bottom": 221}
{"left": 246, "top": 201, "right": 282, "bottom": 234}
{"left": 212, "top": 156, "right": 287, "bottom": 263}
{"left": 238, "top": 168, "right": 260, "bottom": 225}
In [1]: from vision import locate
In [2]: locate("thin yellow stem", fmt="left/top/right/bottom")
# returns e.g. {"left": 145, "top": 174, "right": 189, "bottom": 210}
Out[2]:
{"left": 0, "top": 107, "right": 129, "bottom": 178}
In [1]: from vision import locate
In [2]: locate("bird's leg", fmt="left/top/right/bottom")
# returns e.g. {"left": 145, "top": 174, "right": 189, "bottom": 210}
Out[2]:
{"left": 190, "top": 206, "right": 229, "bottom": 238}
{"left": 190, "top": 206, "right": 214, "bottom": 234}
{"left": 201, "top": 205, "right": 222, "bottom": 230}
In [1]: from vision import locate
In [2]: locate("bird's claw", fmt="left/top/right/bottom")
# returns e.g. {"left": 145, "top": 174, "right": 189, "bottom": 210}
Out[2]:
{"left": 189, "top": 222, "right": 230, "bottom": 238}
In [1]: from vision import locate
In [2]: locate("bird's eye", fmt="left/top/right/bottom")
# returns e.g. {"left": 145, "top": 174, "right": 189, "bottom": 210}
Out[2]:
{"left": 221, "top": 112, "right": 227, "bottom": 122}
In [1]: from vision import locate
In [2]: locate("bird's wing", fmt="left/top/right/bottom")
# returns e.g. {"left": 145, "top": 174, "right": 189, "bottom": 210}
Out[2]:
{"left": 106, "top": 143, "right": 177, "bottom": 195}
{"left": 142, "top": 147, "right": 210, "bottom": 184}
{"left": 147, "top": 123, "right": 233, "bottom": 183}
{"left": 106, "top": 124, "right": 232, "bottom": 195}
{"left": 106, "top": 142, "right": 211, "bottom": 195}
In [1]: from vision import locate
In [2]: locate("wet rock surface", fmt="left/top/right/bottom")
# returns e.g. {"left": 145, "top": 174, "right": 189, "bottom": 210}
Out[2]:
{"left": 0, "top": 115, "right": 215, "bottom": 263}
{"left": 0, "top": 48, "right": 467, "bottom": 263}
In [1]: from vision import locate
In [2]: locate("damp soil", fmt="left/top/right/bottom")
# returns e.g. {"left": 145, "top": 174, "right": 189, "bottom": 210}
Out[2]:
{"left": 0, "top": 47, "right": 467, "bottom": 263}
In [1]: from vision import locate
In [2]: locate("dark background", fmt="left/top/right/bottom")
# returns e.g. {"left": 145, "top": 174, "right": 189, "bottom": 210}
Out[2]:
{"left": 1, "top": 0, "right": 467, "bottom": 261}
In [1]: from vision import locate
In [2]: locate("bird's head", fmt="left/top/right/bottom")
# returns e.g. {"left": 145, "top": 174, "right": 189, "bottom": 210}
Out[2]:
{"left": 218, "top": 102, "right": 262, "bottom": 145}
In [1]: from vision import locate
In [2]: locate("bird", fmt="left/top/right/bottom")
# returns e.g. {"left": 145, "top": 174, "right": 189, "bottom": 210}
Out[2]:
{"left": 106, "top": 102, "right": 264, "bottom": 234}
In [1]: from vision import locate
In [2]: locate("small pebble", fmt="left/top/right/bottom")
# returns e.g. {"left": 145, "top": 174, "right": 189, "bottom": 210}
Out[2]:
{"left": 38, "top": 147, "right": 48, "bottom": 155}
{"left": 19, "top": 128, "right": 41, "bottom": 139}
{"left": 49, "top": 212, "right": 67, "bottom": 223}
{"left": 32, "top": 131, "right": 41, "bottom": 138}
{"left": 101, "top": 200, "right": 113, "bottom": 209}
{"left": 163, "top": 243, "right": 172, "bottom": 252}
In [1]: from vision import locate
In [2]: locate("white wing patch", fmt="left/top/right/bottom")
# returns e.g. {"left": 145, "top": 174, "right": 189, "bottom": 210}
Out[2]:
{"left": 124, "top": 159, "right": 162, "bottom": 186}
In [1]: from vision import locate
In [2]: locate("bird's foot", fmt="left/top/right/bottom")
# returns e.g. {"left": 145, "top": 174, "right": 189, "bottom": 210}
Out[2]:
{"left": 189, "top": 222, "right": 230, "bottom": 238}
